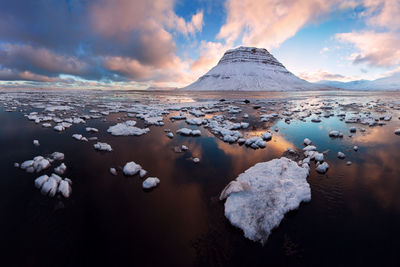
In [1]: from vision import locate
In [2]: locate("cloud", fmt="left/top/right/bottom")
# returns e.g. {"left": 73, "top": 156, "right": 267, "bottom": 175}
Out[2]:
{"left": 0, "top": 0, "right": 202, "bottom": 87}
{"left": 336, "top": 31, "right": 400, "bottom": 67}
{"left": 216, "top": 0, "right": 347, "bottom": 49}
{"left": 335, "top": 0, "right": 400, "bottom": 68}
{"left": 298, "top": 69, "right": 354, "bottom": 82}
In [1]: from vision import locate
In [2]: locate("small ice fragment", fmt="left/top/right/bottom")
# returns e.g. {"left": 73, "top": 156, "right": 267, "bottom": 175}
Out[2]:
{"left": 94, "top": 142, "right": 112, "bottom": 152}
{"left": 395, "top": 129, "right": 400, "bottom": 135}
{"left": 86, "top": 127, "right": 99, "bottom": 133}
{"left": 167, "top": 132, "right": 174, "bottom": 138}
{"left": 110, "top": 168, "right": 117, "bottom": 176}
{"left": 181, "top": 145, "right": 188, "bottom": 151}
{"left": 193, "top": 157, "right": 200, "bottom": 163}
{"left": 329, "top": 130, "right": 343, "bottom": 137}
{"left": 123, "top": 161, "right": 142, "bottom": 176}
{"left": 191, "top": 130, "right": 201, "bottom": 136}
{"left": 14, "top": 162, "right": 19, "bottom": 168}
{"left": 303, "top": 138, "right": 312, "bottom": 146}
{"left": 349, "top": 127, "right": 357, "bottom": 133}
{"left": 51, "top": 152, "right": 64, "bottom": 161}
{"left": 41, "top": 176, "right": 58, "bottom": 197}
{"left": 314, "top": 153, "right": 324, "bottom": 162}
{"left": 337, "top": 152, "right": 346, "bottom": 159}
{"left": 346, "top": 161, "right": 352, "bottom": 166}
{"left": 353, "top": 146, "right": 358, "bottom": 151}
{"left": 142, "top": 177, "right": 160, "bottom": 189}
{"left": 261, "top": 132, "right": 272, "bottom": 141}
{"left": 33, "top": 140, "right": 40, "bottom": 146}
{"left": 54, "top": 163, "right": 67, "bottom": 175}
{"left": 316, "top": 162, "right": 329, "bottom": 173}
{"left": 58, "top": 179, "right": 72, "bottom": 198}
{"left": 303, "top": 145, "right": 317, "bottom": 151}
{"left": 34, "top": 175, "right": 49, "bottom": 189}
{"left": 139, "top": 169, "right": 147, "bottom": 178}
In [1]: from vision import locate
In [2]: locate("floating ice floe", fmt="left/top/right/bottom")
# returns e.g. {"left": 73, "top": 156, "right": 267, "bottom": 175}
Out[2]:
{"left": 123, "top": 161, "right": 142, "bottom": 176}
{"left": 303, "top": 138, "right": 312, "bottom": 146}
{"left": 314, "top": 152, "right": 324, "bottom": 162}
{"left": 303, "top": 145, "right": 317, "bottom": 151}
{"left": 51, "top": 152, "right": 64, "bottom": 161}
{"left": 193, "top": 157, "right": 200, "bottom": 163}
{"left": 107, "top": 121, "right": 150, "bottom": 136}
{"left": 33, "top": 140, "right": 40, "bottom": 146}
{"left": 349, "top": 127, "right": 357, "bottom": 133}
{"left": 72, "top": 134, "right": 88, "bottom": 142}
{"left": 395, "top": 129, "right": 400, "bottom": 135}
{"left": 186, "top": 118, "right": 204, "bottom": 125}
{"left": 245, "top": 137, "right": 266, "bottom": 149}
{"left": 337, "top": 152, "right": 346, "bottom": 159}
{"left": 86, "top": 127, "right": 99, "bottom": 133}
{"left": 142, "top": 177, "right": 160, "bottom": 189}
{"left": 261, "top": 132, "right": 272, "bottom": 141}
{"left": 54, "top": 163, "right": 67, "bottom": 175}
{"left": 176, "top": 128, "right": 201, "bottom": 136}
{"left": 329, "top": 130, "right": 343, "bottom": 137}
{"left": 94, "top": 142, "right": 112, "bottom": 152}
{"left": 220, "top": 157, "right": 310, "bottom": 244}
{"left": 110, "top": 168, "right": 117, "bottom": 176}
{"left": 166, "top": 132, "right": 174, "bottom": 138}
{"left": 316, "top": 162, "right": 329, "bottom": 173}
{"left": 139, "top": 169, "right": 147, "bottom": 178}
{"left": 181, "top": 145, "right": 188, "bottom": 151}
{"left": 34, "top": 173, "right": 72, "bottom": 198}
{"left": 20, "top": 156, "right": 51, "bottom": 173}
{"left": 346, "top": 161, "right": 352, "bottom": 166}
{"left": 353, "top": 146, "right": 358, "bottom": 151}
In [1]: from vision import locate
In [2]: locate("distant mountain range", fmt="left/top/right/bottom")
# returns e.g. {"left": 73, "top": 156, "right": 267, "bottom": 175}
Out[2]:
{"left": 317, "top": 72, "right": 400, "bottom": 90}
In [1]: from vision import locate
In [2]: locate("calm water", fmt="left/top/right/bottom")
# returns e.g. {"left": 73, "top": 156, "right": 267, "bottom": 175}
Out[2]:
{"left": 1, "top": 90, "right": 400, "bottom": 266}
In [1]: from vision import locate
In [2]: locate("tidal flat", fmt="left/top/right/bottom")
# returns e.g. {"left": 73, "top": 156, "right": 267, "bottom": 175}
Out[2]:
{"left": 1, "top": 89, "right": 400, "bottom": 266}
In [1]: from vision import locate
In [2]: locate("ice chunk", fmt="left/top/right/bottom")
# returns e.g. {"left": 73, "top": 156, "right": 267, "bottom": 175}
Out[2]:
{"left": 110, "top": 168, "right": 118, "bottom": 176}
{"left": 41, "top": 176, "right": 58, "bottom": 197}
{"left": 314, "top": 153, "right": 324, "bottom": 162}
{"left": 107, "top": 121, "right": 150, "bottom": 136}
{"left": 54, "top": 163, "right": 67, "bottom": 175}
{"left": 58, "top": 179, "right": 72, "bottom": 198}
{"left": 349, "top": 127, "right": 357, "bottom": 133}
{"left": 193, "top": 157, "right": 200, "bottom": 163}
{"left": 51, "top": 152, "right": 64, "bottom": 161}
{"left": 139, "top": 169, "right": 147, "bottom": 178}
{"left": 142, "top": 177, "right": 160, "bottom": 189}
{"left": 337, "top": 152, "right": 346, "bottom": 159}
{"left": 303, "top": 145, "right": 316, "bottom": 151}
{"left": 353, "top": 146, "right": 358, "bottom": 151}
{"left": 329, "top": 130, "right": 343, "bottom": 137}
{"left": 181, "top": 145, "right": 188, "bottom": 151}
{"left": 245, "top": 137, "right": 266, "bottom": 149}
{"left": 303, "top": 138, "right": 312, "bottom": 146}
{"left": 86, "top": 127, "right": 99, "bottom": 133}
{"left": 94, "top": 142, "right": 112, "bottom": 152}
{"left": 395, "top": 129, "right": 400, "bottom": 135}
{"left": 123, "top": 161, "right": 142, "bottom": 176}
{"left": 34, "top": 175, "right": 49, "bottom": 189}
{"left": 261, "top": 132, "right": 272, "bottom": 141}
{"left": 33, "top": 140, "right": 40, "bottom": 146}
{"left": 221, "top": 157, "right": 310, "bottom": 244}
{"left": 177, "top": 128, "right": 192, "bottom": 136}
{"left": 166, "top": 132, "right": 174, "bottom": 138}
{"left": 316, "top": 162, "right": 329, "bottom": 173}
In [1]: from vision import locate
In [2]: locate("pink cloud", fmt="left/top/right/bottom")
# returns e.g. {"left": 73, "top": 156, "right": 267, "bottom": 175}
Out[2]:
{"left": 217, "top": 0, "right": 345, "bottom": 49}
{"left": 336, "top": 31, "right": 400, "bottom": 67}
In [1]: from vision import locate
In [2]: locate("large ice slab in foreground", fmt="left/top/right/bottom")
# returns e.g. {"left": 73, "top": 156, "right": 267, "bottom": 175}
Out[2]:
{"left": 220, "top": 157, "right": 310, "bottom": 244}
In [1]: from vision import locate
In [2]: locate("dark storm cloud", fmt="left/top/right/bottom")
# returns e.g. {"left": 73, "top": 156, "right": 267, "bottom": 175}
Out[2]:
{"left": 0, "top": 0, "right": 189, "bottom": 83}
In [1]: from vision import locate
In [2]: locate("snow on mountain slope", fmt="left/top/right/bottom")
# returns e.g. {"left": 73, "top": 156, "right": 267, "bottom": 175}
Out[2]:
{"left": 182, "top": 46, "right": 321, "bottom": 91}
{"left": 318, "top": 72, "right": 400, "bottom": 90}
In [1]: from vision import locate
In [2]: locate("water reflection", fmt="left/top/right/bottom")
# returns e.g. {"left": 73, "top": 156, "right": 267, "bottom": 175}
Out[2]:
{"left": 1, "top": 90, "right": 400, "bottom": 266}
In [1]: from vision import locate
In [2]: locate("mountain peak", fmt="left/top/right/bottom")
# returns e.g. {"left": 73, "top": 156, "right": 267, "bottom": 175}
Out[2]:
{"left": 218, "top": 46, "right": 285, "bottom": 69}
{"left": 182, "top": 46, "right": 318, "bottom": 91}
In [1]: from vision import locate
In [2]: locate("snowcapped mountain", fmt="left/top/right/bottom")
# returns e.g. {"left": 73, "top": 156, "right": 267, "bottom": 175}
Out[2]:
{"left": 182, "top": 46, "right": 322, "bottom": 91}
{"left": 318, "top": 72, "right": 400, "bottom": 90}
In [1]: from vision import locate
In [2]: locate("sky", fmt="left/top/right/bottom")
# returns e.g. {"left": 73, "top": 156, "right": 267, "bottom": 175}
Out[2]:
{"left": 0, "top": 0, "right": 399, "bottom": 90}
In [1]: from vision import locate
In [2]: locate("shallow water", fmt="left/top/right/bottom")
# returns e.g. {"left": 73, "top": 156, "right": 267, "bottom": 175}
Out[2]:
{"left": 1, "top": 90, "right": 400, "bottom": 266}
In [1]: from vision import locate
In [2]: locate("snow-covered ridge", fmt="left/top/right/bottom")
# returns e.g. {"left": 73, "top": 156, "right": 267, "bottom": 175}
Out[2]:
{"left": 182, "top": 46, "right": 320, "bottom": 91}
